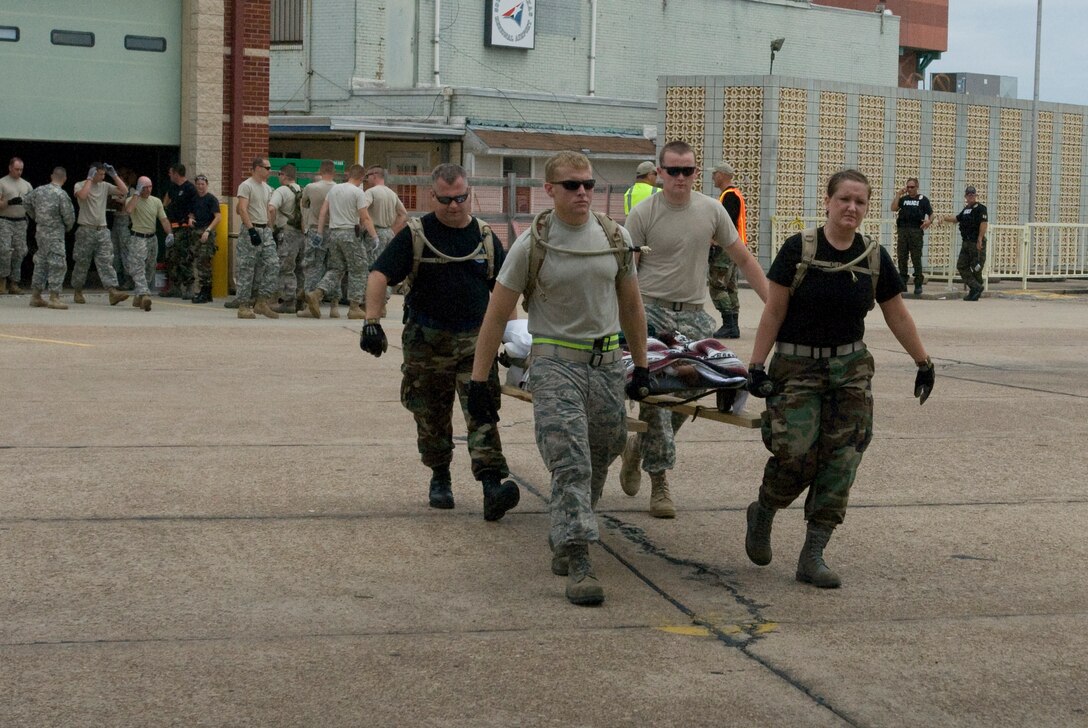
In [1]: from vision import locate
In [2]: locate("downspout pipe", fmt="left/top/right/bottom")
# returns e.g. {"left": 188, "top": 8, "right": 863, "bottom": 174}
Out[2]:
{"left": 588, "top": 0, "right": 597, "bottom": 96}
{"left": 433, "top": 0, "right": 441, "bottom": 86}
{"left": 230, "top": 0, "right": 244, "bottom": 190}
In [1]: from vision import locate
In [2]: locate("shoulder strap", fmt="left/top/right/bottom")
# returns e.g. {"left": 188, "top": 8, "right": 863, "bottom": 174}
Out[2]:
{"left": 476, "top": 219, "right": 496, "bottom": 280}
{"left": 406, "top": 217, "right": 428, "bottom": 288}
{"left": 790, "top": 228, "right": 882, "bottom": 309}
{"left": 789, "top": 227, "right": 820, "bottom": 296}
{"left": 522, "top": 209, "right": 552, "bottom": 310}
{"left": 590, "top": 210, "right": 631, "bottom": 283}
{"left": 865, "top": 234, "right": 881, "bottom": 309}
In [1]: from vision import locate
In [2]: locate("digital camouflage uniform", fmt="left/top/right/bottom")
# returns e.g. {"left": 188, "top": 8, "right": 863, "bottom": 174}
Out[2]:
{"left": 236, "top": 226, "right": 279, "bottom": 300}
{"left": 635, "top": 302, "right": 717, "bottom": 474}
{"left": 301, "top": 227, "right": 326, "bottom": 293}
{"left": 758, "top": 348, "right": 874, "bottom": 529}
{"left": 316, "top": 229, "right": 371, "bottom": 303}
{"left": 25, "top": 184, "right": 75, "bottom": 294}
{"left": 0, "top": 218, "right": 29, "bottom": 283}
{"left": 111, "top": 201, "right": 133, "bottom": 288}
{"left": 276, "top": 226, "right": 306, "bottom": 302}
{"left": 72, "top": 225, "right": 120, "bottom": 290}
{"left": 530, "top": 356, "right": 627, "bottom": 547}
{"left": 707, "top": 245, "right": 739, "bottom": 315}
{"left": 124, "top": 233, "right": 157, "bottom": 297}
{"left": 400, "top": 321, "right": 508, "bottom": 480}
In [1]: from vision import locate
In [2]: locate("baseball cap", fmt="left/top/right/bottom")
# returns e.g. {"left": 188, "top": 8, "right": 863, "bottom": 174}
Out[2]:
{"left": 965, "top": 185, "right": 977, "bottom": 195}
{"left": 636, "top": 161, "right": 656, "bottom": 177}
{"left": 713, "top": 163, "right": 736, "bottom": 175}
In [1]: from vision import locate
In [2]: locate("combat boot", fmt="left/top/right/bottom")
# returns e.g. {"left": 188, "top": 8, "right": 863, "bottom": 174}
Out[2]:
{"left": 347, "top": 301, "right": 366, "bottom": 319}
{"left": 8, "top": 278, "right": 22, "bottom": 294}
{"left": 181, "top": 286, "right": 193, "bottom": 300}
{"left": 295, "top": 296, "right": 305, "bottom": 313}
{"left": 237, "top": 304, "right": 256, "bottom": 319}
{"left": 482, "top": 477, "right": 520, "bottom": 522}
{"left": 549, "top": 534, "right": 568, "bottom": 576}
{"left": 138, "top": 295, "right": 152, "bottom": 312}
{"left": 713, "top": 311, "right": 740, "bottom": 338}
{"left": 73, "top": 289, "right": 86, "bottom": 304}
{"left": 29, "top": 289, "right": 47, "bottom": 307}
{"left": 46, "top": 292, "right": 68, "bottom": 310}
{"left": 745, "top": 501, "right": 776, "bottom": 566}
{"left": 328, "top": 300, "right": 340, "bottom": 319}
{"left": 192, "top": 285, "right": 212, "bottom": 304}
{"left": 223, "top": 297, "right": 243, "bottom": 309}
{"left": 649, "top": 472, "right": 676, "bottom": 519}
{"left": 295, "top": 307, "right": 315, "bottom": 318}
{"left": 108, "top": 287, "right": 129, "bottom": 305}
{"left": 619, "top": 434, "right": 642, "bottom": 496}
{"left": 271, "top": 298, "right": 293, "bottom": 314}
{"left": 565, "top": 544, "right": 604, "bottom": 606}
{"left": 304, "top": 289, "right": 324, "bottom": 318}
{"left": 796, "top": 523, "right": 841, "bottom": 588}
{"left": 253, "top": 296, "right": 280, "bottom": 319}
{"left": 429, "top": 466, "right": 454, "bottom": 509}
{"left": 913, "top": 283, "right": 923, "bottom": 297}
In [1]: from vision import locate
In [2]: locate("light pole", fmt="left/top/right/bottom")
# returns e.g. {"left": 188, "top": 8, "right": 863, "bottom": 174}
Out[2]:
{"left": 770, "top": 38, "right": 785, "bottom": 75}
{"left": 1029, "top": 0, "right": 1043, "bottom": 224}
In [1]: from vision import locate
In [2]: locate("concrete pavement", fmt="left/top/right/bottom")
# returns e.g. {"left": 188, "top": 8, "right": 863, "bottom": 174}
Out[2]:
{"left": 1, "top": 287, "right": 1086, "bottom": 727}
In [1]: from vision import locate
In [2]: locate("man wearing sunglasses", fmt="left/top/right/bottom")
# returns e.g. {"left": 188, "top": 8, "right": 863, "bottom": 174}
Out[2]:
{"left": 469, "top": 151, "right": 649, "bottom": 606}
{"left": 891, "top": 177, "right": 933, "bottom": 296}
{"left": 234, "top": 157, "right": 281, "bottom": 319}
{"left": 361, "top": 163, "right": 519, "bottom": 522}
{"left": 621, "top": 140, "right": 769, "bottom": 519}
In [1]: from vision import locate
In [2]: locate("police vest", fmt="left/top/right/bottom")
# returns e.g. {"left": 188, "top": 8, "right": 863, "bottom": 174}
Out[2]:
{"left": 718, "top": 186, "right": 747, "bottom": 244}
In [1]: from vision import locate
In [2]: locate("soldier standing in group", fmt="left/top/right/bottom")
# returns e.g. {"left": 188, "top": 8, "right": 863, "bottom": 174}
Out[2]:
{"left": 708, "top": 162, "right": 747, "bottom": 339}
{"left": 123, "top": 176, "right": 173, "bottom": 312}
{"left": 190, "top": 174, "right": 222, "bottom": 304}
{"left": 297, "top": 160, "right": 337, "bottom": 317}
{"left": 891, "top": 177, "right": 933, "bottom": 296}
{"left": 72, "top": 162, "right": 130, "bottom": 306}
{"left": 268, "top": 163, "right": 305, "bottom": 313}
{"left": 307, "top": 164, "right": 376, "bottom": 320}
{"left": 469, "top": 151, "right": 649, "bottom": 606}
{"left": 940, "top": 185, "right": 988, "bottom": 301}
{"left": 24, "top": 167, "right": 75, "bottom": 309}
{"left": 235, "top": 157, "right": 281, "bottom": 319}
{"left": 361, "top": 163, "right": 520, "bottom": 520}
{"left": 362, "top": 166, "right": 408, "bottom": 255}
{"left": 108, "top": 168, "right": 138, "bottom": 291}
{"left": 161, "top": 163, "right": 198, "bottom": 299}
{"left": 0, "top": 156, "right": 35, "bottom": 293}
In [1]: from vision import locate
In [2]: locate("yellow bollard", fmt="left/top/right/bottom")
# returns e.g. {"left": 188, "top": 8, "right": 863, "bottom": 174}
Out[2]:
{"left": 212, "top": 203, "right": 230, "bottom": 299}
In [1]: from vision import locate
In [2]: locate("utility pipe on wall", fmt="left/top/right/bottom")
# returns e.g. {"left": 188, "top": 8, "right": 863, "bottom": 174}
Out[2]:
{"left": 433, "top": 0, "right": 441, "bottom": 86}
{"left": 588, "top": 0, "right": 598, "bottom": 96}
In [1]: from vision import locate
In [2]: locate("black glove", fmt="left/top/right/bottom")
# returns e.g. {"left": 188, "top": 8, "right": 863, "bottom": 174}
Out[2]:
{"left": 467, "top": 379, "right": 499, "bottom": 424}
{"left": 625, "top": 366, "right": 651, "bottom": 401}
{"left": 7, "top": 196, "right": 22, "bottom": 206}
{"left": 360, "top": 322, "right": 387, "bottom": 357}
{"left": 247, "top": 227, "right": 262, "bottom": 246}
{"left": 747, "top": 365, "right": 775, "bottom": 398}
{"left": 914, "top": 357, "right": 935, "bottom": 405}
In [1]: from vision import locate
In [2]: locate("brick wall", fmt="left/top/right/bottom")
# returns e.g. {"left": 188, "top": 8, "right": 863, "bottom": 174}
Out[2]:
{"left": 223, "top": 0, "right": 270, "bottom": 191}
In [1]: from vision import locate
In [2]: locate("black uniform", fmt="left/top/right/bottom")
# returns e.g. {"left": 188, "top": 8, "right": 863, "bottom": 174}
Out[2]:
{"left": 955, "top": 202, "right": 988, "bottom": 297}
{"left": 895, "top": 193, "right": 933, "bottom": 288}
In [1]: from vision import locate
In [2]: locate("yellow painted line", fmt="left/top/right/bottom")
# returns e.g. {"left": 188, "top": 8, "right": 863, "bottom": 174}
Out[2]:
{"left": 658, "top": 625, "right": 714, "bottom": 637}
{"left": 0, "top": 333, "right": 94, "bottom": 348}
{"left": 655, "top": 621, "right": 778, "bottom": 638}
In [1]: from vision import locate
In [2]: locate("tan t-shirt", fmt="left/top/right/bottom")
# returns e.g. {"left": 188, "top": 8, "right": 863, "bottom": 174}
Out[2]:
{"left": 130, "top": 195, "right": 166, "bottom": 235}
{"left": 624, "top": 191, "right": 738, "bottom": 304}
{"left": 0, "top": 175, "right": 33, "bottom": 219}
{"left": 269, "top": 183, "right": 301, "bottom": 228}
{"left": 325, "top": 182, "right": 369, "bottom": 230}
{"left": 73, "top": 180, "right": 119, "bottom": 226}
{"left": 365, "top": 185, "right": 403, "bottom": 228}
{"left": 300, "top": 178, "right": 334, "bottom": 230}
{"left": 498, "top": 214, "right": 634, "bottom": 341}
{"left": 237, "top": 177, "right": 272, "bottom": 226}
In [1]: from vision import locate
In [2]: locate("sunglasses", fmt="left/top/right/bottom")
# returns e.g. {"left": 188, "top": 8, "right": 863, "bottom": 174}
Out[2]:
{"left": 553, "top": 179, "right": 596, "bottom": 191}
{"left": 258, "top": 165, "right": 272, "bottom": 170}
{"left": 662, "top": 166, "right": 697, "bottom": 178}
{"left": 434, "top": 192, "right": 469, "bottom": 204}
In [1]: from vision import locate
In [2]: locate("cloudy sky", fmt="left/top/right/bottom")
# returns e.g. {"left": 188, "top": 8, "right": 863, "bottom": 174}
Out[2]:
{"left": 926, "top": 0, "right": 1087, "bottom": 106}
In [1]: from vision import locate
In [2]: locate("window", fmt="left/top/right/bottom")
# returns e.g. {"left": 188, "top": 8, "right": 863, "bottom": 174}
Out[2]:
{"left": 271, "top": 0, "right": 303, "bottom": 44}
{"left": 51, "top": 29, "right": 94, "bottom": 47}
{"left": 125, "top": 35, "right": 167, "bottom": 52}
{"left": 0, "top": 26, "right": 19, "bottom": 42}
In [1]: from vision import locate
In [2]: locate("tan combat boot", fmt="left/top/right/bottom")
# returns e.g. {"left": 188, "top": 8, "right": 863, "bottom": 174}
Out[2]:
{"left": 649, "top": 472, "right": 676, "bottom": 519}
{"left": 347, "top": 301, "right": 366, "bottom": 319}
{"left": 253, "top": 296, "right": 280, "bottom": 319}
{"left": 328, "top": 300, "right": 340, "bottom": 318}
{"left": 29, "top": 289, "right": 47, "bottom": 307}
{"left": 73, "top": 289, "right": 86, "bottom": 304}
{"left": 8, "top": 278, "right": 23, "bottom": 294}
{"left": 619, "top": 434, "right": 642, "bottom": 496}
{"left": 237, "top": 304, "right": 256, "bottom": 319}
{"left": 304, "top": 289, "right": 324, "bottom": 318}
{"left": 564, "top": 544, "right": 604, "bottom": 606}
{"left": 138, "top": 294, "right": 152, "bottom": 312}
{"left": 46, "top": 292, "right": 69, "bottom": 310}
{"left": 108, "top": 287, "right": 129, "bottom": 305}
{"left": 796, "top": 524, "right": 841, "bottom": 588}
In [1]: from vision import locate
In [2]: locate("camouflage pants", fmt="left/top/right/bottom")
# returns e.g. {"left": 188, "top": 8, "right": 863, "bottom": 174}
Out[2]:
{"left": 124, "top": 233, "right": 156, "bottom": 296}
{"left": 635, "top": 302, "right": 717, "bottom": 474}
{"left": 301, "top": 226, "right": 327, "bottom": 293}
{"left": 192, "top": 228, "right": 217, "bottom": 287}
{"left": 164, "top": 226, "right": 196, "bottom": 288}
{"left": 400, "top": 321, "right": 508, "bottom": 481}
{"left": 708, "top": 244, "right": 739, "bottom": 314}
{"left": 31, "top": 230, "right": 67, "bottom": 294}
{"left": 275, "top": 226, "right": 305, "bottom": 301}
{"left": 758, "top": 348, "right": 874, "bottom": 529}
{"left": 529, "top": 356, "right": 627, "bottom": 549}
{"left": 0, "top": 217, "right": 28, "bottom": 281}
{"left": 896, "top": 226, "right": 925, "bottom": 286}
{"left": 236, "top": 226, "right": 279, "bottom": 299}
{"left": 374, "top": 226, "right": 395, "bottom": 258}
{"left": 317, "top": 228, "right": 371, "bottom": 303}
{"left": 72, "top": 225, "right": 119, "bottom": 289}
{"left": 111, "top": 216, "right": 133, "bottom": 286}
{"left": 956, "top": 239, "right": 986, "bottom": 292}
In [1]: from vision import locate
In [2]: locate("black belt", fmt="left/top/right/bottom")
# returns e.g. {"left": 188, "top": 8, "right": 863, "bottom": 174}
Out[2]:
{"left": 644, "top": 296, "right": 703, "bottom": 313}
{"left": 251, "top": 223, "right": 268, "bottom": 228}
{"left": 132, "top": 232, "right": 156, "bottom": 238}
{"left": 0, "top": 216, "right": 26, "bottom": 222}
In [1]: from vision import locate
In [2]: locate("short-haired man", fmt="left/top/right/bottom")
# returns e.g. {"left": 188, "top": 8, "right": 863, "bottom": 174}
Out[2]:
{"left": 24, "top": 167, "right": 75, "bottom": 309}
{"left": 469, "top": 151, "right": 650, "bottom": 606}
{"left": 621, "top": 140, "right": 768, "bottom": 518}
{"left": 362, "top": 166, "right": 409, "bottom": 256}
{"left": 73, "top": 162, "right": 130, "bottom": 306}
{"left": 708, "top": 162, "right": 747, "bottom": 338}
{"left": 297, "top": 160, "right": 337, "bottom": 316}
{"left": 891, "top": 177, "right": 933, "bottom": 296}
{"left": 940, "top": 185, "right": 988, "bottom": 301}
{"left": 235, "top": 157, "right": 281, "bottom": 319}
{"left": 0, "top": 156, "right": 34, "bottom": 293}
{"left": 108, "top": 168, "right": 138, "bottom": 291}
{"left": 623, "top": 160, "right": 659, "bottom": 215}
{"left": 361, "top": 163, "right": 520, "bottom": 520}
{"left": 306, "top": 164, "right": 377, "bottom": 319}
{"left": 190, "top": 174, "right": 222, "bottom": 304}
{"left": 268, "top": 163, "right": 305, "bottom": 313}
{"left": 123, "top": 176, "right": 172, "bottom": 311}
{"left": 161, "top": 163, "right": 198, "bottom": 298}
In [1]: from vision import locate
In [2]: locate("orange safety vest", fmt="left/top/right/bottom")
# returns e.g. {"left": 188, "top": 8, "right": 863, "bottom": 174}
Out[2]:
{"left": 718, "top": 186, "right": 747, "bottom": 245}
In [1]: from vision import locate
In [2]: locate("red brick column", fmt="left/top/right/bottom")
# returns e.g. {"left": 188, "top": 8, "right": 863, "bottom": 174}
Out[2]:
{"left": 223, "top": 0, "right": 270, "bottom": 191}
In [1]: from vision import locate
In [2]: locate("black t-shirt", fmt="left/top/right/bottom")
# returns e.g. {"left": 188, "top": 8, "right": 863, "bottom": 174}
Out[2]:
{"left": 895, "top": 194, "right": 933, "bottom": 228}
{"left": 191, "top": 193, "right": 220, "bottom": 228}
{"left": 955, "top": 202, "right": 988, "bottom": 242}
{"left": 768, "top": 229, "right": 903, "bottom": 347}
{"left": 165, "top": 180, "right": 198, "bottom": 223}
{"left": 372, "top": 213, "right": 505, "bottom": 328}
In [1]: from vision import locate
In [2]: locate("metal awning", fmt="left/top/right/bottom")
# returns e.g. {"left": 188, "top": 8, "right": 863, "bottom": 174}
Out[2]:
{"left": 270, "top": 115, "right": 466, "bottom": 139}
{"left": 465, "top": 127, "right": 655, "bottom": 159}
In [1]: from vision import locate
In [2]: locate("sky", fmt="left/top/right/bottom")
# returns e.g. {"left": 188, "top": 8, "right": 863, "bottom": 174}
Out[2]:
{"left": 926, "top": 0, "right": 1088, "bottom": 107}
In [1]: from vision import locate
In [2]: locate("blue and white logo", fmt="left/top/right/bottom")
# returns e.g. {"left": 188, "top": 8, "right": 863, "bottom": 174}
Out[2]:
{"left": 491, "top": 0, "right": 535, "bottom": 48}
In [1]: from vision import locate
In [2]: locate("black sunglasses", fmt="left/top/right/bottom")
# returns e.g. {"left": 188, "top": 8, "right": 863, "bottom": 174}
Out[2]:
{"left": 434, "top": 192, "right": 469, "bottom": 204}
{"left": 258, "top": 165, "right": 272, "bottom": 170}
{"left": 662, "top": 166, "right": 696, "bottom": 178}
{"left": 554, "top": 179, "right": 596, "bottom": 191}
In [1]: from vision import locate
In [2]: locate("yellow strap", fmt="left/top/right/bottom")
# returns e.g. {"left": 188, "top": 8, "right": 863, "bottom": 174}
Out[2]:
{"left": 533, "top": 334, "right": 621, "bottom": 352}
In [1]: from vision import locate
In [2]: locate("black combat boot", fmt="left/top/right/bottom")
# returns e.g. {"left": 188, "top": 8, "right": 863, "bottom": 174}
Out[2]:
{"left": 429, "top": 466, "right": 454, "bottom": 509}
{"left": 192, "top": 285, "right": 212, "bottom": 304}
{"left": 745, "top": 500, "right": 776, "bottom": 566}
{"left": 482, "top": 477, "right": 520, "bottom": 521}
